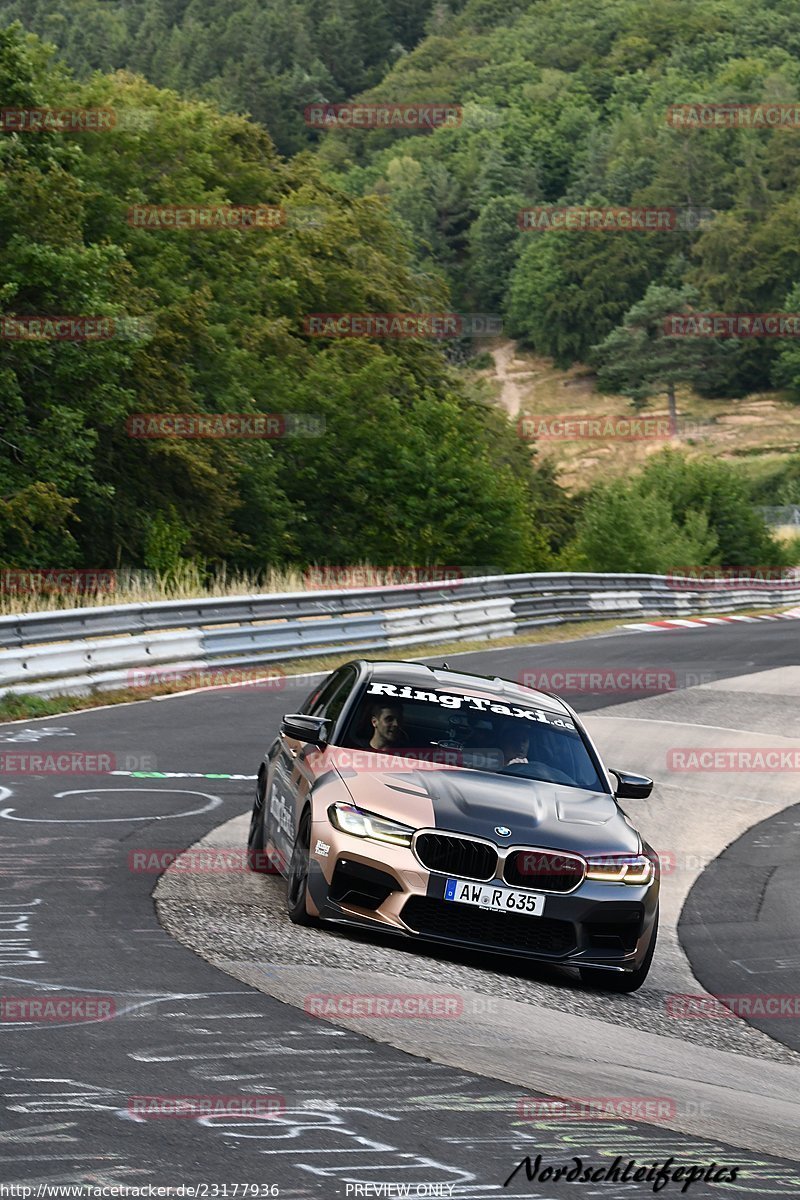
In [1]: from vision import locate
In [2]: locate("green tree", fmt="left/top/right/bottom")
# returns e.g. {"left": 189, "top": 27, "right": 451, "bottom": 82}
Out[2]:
{"left": 274, "top": 344, "right": 546, "bottom": 571}
{"left": 143, "top": 510, "right": 188, "bottom": 577}
{"left": 506, "top": 227, "right": 670, "bottom": 365}
{"left": 563, "top": 485, "right": 717, "bottom": 574}
{"left": 639, "top": 450, "right": 785, "bottom": 568}
{"left": 466, "top": 192, "right": 525, "bottom": 310}
{"left": 562, "top": 450, "right": 786, "bottom": 573}
{"left": 771, "top": 281, "right": 800, "bottom": 402}
{"left": 591, "top": 283, "right": 734, "bottom": 431}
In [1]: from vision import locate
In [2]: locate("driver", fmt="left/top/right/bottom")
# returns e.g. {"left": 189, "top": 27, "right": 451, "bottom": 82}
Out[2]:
{"left": 360, "top": 700, "right": 407, "bottom": 751}
{"left": 500, "top": 727, "right": 530, "bottom": 766}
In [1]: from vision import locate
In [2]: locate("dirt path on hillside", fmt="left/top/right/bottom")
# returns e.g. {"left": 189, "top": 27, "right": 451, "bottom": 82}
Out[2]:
{"left": 490, "top": 341, "right": 538, "bottom": 418}
{"left": 484, "top": 339, "right": 800, "bottom": 492}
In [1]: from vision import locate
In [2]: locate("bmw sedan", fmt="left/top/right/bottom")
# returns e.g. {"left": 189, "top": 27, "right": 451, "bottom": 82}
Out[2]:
{"left": 247, "top": 659, "right": 659, "bottom": 991}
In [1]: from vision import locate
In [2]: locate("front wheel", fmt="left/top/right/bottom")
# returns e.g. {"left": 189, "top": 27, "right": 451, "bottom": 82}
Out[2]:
{"left": 579, "top": 913, "right": 657, "bottom": 993}
{"left": 287, "top": 809, "right": 318, "bottom": 926}
{"left": 247, "top": 773, "right": 280, "bottom": 873}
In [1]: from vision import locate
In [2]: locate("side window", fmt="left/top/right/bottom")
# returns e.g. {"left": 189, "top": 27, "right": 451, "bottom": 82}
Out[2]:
{"left": 299, "top": 682, "right": 326, "bottom": 715}
{"left": 323, "top": 666, "right": 358, "bottom": 733}
{"left": 300, "top": 672, "right": 341, "bottom": 716}
{"left": 304, "top": 666, "right": 355, "bottom": 721}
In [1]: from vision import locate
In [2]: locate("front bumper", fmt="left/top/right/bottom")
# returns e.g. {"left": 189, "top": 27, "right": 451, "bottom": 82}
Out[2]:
{"left": 307, "top": 817, "right": 659, "bottom": 973}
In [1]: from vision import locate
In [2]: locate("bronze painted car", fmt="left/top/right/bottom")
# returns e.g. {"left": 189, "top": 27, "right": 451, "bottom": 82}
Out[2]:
{"left": 247, "top": 659, "right": 659, "bottom": 991}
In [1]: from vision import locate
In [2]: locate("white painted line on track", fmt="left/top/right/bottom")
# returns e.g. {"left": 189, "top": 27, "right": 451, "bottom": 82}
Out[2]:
{"left": 109, "top": 770, "right": 256, "bottom": 780}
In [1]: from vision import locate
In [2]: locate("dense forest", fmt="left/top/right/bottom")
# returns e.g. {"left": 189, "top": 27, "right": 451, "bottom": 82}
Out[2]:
{"left": 0, "top": 0, "right": 440, "bottom": 154}
{"left": 2, "top": 0, "right": 800, "bottom": 578}
{"left": 0, "top": 25, "right": 565, "bottom": 574}
{"left": 313, "top": 0, "right": 800, "bottom": 399}
{"left": 9, "top": 0, "right": 800, "bottom": 393}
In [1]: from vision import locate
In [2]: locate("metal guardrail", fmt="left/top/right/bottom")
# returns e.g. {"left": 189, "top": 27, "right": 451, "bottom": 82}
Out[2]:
{"left": 1, "top": 572, "right": 799, "bottom": 697}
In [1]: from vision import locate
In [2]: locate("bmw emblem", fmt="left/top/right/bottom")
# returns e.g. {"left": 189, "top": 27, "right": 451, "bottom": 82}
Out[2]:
{"left": 494, "top": 826, "right": 512, "bottom": 838}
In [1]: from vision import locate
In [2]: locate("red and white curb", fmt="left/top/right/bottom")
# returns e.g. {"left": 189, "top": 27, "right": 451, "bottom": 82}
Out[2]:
{"left": 625, "top": 607, "right": 800, "bottom": 632}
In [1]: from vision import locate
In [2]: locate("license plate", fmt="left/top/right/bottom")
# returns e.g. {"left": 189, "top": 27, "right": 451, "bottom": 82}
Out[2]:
{"left": 444, "top": 878, "right": 545, "bottom": 916}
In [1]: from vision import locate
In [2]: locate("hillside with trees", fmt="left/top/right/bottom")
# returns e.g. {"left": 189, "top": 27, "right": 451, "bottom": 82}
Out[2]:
{"left": 313, "top": 0, "right": 800, "bottom": 402}
{"left": 9, "top": 0, "right": 800, "bottom": 396}
{"left": 0, "top": 0, "right": 439, "bottom": 154}
{"left": 2, "top": 0, "right": 800, "bottom": 582}
{"left": 0, "top": 25, "right": 562, "bottom": 575}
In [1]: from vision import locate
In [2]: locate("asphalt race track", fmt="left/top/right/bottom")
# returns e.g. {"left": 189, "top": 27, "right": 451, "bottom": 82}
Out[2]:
{"left": 680, "top": 803, "right": 800, "bottom": 1054}
{"left": 2, "top": 620, "right": 800, "bottom": 1196}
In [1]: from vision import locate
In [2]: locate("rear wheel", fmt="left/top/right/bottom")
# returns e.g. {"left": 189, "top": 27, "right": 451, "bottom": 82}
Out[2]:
{"left": 247, "top": 772, "right": 280, "bottom": 873}
{"left": 287, "top": 809, "right": 318, "bottom": 926}
{"left": 579, "top": 913, "right": 657, "bottom": 993}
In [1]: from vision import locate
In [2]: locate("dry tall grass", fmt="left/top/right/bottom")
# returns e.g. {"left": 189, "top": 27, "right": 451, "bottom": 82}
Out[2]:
{"left": 0, "top": 562, "right": 483, "bottom": 616}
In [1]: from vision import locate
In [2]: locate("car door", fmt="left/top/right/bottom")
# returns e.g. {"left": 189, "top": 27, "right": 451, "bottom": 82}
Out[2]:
{"left": 266, "top": 666, "right": 357, "bottom": 868}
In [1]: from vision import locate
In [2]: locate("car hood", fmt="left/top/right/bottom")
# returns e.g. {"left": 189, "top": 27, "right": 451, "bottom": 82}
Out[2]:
{"left": 329, "top": 752, "right": 640, "bottom": 855}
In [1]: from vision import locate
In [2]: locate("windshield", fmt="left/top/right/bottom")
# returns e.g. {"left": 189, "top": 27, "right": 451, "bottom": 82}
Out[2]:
{"left": 341, "top": 681, "right": 607, "bottom": 792}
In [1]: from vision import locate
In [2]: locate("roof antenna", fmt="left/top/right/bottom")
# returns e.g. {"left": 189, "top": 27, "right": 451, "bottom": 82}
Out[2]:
{"left": 441, "top": 661, "right": 450, "bottom": 669}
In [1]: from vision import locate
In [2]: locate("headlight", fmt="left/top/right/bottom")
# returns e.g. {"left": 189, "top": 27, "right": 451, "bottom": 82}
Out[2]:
{"left": 328, "top": 802, "right": 414, "bottom": 847}
{"left": 585, "top": 854, "right": 654, "bottom": 884}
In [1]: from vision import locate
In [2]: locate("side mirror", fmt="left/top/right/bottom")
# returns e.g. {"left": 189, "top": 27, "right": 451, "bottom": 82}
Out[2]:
{"left": 281, "top": 714, "right": 329, "bottom": 747}
{"left": 611, "top": 769, "right": 653, "bottom": 800}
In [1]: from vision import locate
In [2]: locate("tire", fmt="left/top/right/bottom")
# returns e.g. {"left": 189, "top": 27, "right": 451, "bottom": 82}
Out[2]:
{"left": 579, "top": 913, "right": 658, "bottom": 993}
{"left": 247, "top": 772, "right": 280, "bottom": 874}
{"left": 286, "top": 809, "right": 318, "bottom": 926}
